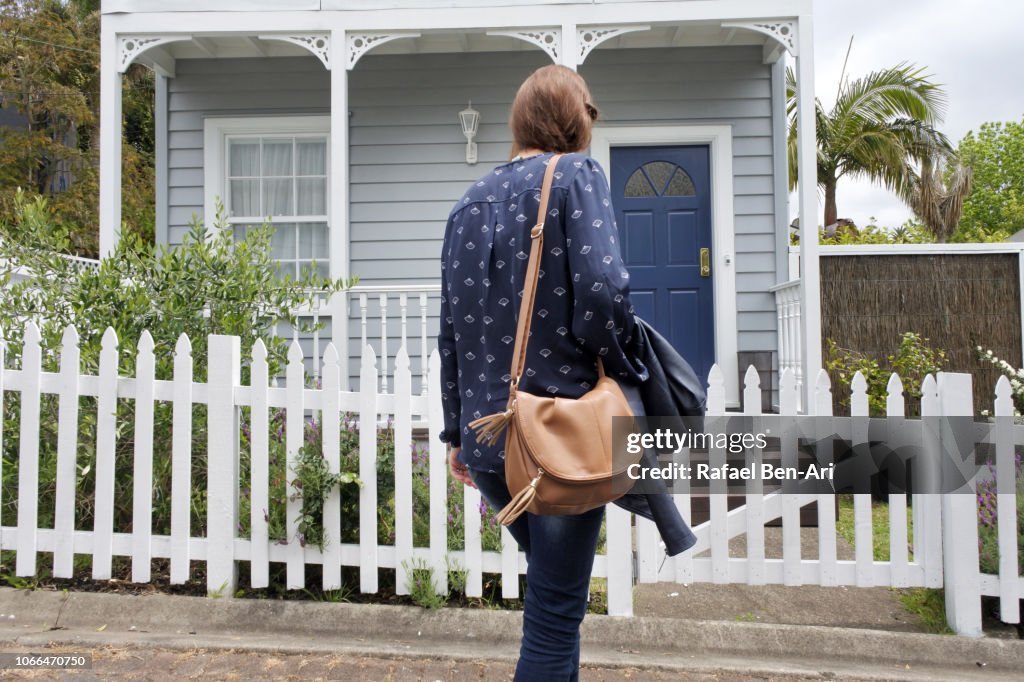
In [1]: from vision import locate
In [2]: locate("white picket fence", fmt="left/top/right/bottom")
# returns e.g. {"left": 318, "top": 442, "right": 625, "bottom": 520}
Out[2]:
{"left": 0, "top": 323, "right": 1020, "bottom": 636}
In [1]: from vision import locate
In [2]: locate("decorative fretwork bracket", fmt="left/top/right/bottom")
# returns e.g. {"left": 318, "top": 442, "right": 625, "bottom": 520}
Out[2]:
{"left": 720, "top": 20, "right": 798, "bottom": 59}
{"left": 576, "top": 25, "right": 650, "bottom": 64}
{"left": 259, "top": 33, "right": 331, "bottom": 70}
{"left": 345, "top": 32, "right": 421, "bottom": 70}
{"left": 118, "top": 35, "right": 184, "bottom": 73}
{"left": 487, "top": 28, "right": 561, "bottom": 64}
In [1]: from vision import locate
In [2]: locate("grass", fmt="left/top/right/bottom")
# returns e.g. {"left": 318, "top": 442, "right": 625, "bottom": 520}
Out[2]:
{"left": 834, "top": 493, "right": 913, "bottom": 562}
{"left": 587, "top": 577, "right": 608, "bottom": 615}
{"left": 898, "top": 588, "right": 953, "bottom": 634}
{"left": 834, "top": 494, "right": 949, "bottom": 634}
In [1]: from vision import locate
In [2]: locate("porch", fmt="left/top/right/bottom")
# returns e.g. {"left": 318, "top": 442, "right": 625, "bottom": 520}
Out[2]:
{"left": 100, "top": 0, "right": 823, "bottom": 407}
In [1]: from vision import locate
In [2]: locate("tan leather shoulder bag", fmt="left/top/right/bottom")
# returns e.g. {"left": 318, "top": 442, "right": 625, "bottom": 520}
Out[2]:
{"left": 468, "top": 154, "right": 640, "bottom": 525}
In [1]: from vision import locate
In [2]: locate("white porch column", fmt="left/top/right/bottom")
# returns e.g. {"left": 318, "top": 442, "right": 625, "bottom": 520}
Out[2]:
{"left": 795, "top": 14, "right": 822, "bottom": 411}
{"left": 560, "top": 22, "right": 578, "bottom": 70}
{"left": 99, "top": 20, "right": 123, "bottom": 258}
{"left": 331, "top": 29, "right": 351, "bottom": 389}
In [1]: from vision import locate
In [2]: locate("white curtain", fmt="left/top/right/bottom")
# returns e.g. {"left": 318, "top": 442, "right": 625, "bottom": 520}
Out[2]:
{"left": 228, "top": 141, "right": 259, "bottom": 216}
{"left": 229, "top": 137, "right": 326, "bottom": 218}
{"left": 262, "top": 139, "right": 293, "bottom": 216}
{"left": 297, "top": 140, "right": 327, "bottom": 216}
{"left": 228, "top": 137, "right": 328, "bottom": 278}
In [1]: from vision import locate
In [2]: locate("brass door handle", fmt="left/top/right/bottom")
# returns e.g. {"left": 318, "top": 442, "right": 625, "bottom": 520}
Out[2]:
{"left": 700, "top": 247, "right": 711, "bottom": 277}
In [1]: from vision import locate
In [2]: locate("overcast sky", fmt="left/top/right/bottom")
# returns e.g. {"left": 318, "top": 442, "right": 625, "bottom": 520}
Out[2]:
{"left": 801, "top": 0, "right": 1024, "bottom": 228}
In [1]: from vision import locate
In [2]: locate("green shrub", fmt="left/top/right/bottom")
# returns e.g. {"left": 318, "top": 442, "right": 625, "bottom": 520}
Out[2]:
{"left": 826, "top": 332, "right": 946, "bottom": 415}
{"left": 976, "top": 347, "right": 1024, "bottom": 415}
{"left": 0, "top": 195, "right": 513, "bottom": 597}
{"left": 0, "top": 195, "right": 350, "bottom": 542}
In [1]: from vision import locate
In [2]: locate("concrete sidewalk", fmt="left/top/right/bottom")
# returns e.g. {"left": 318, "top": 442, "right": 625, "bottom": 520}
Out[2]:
{"left": 0, "top": 588, "right": 1022, "bottom": 681}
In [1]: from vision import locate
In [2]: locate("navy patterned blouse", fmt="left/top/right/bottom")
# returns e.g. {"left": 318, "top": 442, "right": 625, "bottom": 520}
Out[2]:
{"left": 438, "top": 152, "right": 648, "bottom": 473}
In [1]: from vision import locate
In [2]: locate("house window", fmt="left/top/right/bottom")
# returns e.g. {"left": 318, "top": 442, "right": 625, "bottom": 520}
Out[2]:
{"left": 204, "top": 117, "right": 330, "bottom": 279}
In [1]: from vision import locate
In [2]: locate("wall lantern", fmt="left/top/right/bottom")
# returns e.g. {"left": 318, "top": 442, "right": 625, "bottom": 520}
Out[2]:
{"left": 459, "top": 101, "right": 480, "bottom": 165}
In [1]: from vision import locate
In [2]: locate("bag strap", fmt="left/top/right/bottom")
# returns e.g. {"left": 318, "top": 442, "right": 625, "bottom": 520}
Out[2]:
{"left": 508, "top": 154, "right": 562, "bottom": 389}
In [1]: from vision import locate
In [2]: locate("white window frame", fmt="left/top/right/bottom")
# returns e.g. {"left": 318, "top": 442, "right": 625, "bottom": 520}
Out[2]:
{"left": 203, "top": 115, "right": 331, "bottom": 279}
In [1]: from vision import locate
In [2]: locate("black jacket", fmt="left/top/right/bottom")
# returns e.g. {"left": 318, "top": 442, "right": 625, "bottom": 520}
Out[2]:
{"left": 611, "top": 318, "right": 706, "bottom": 556}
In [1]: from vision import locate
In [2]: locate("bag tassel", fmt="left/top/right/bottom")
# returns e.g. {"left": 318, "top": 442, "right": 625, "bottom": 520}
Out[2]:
{"left": 496, "top": 469, "right": 544, "bottom": 526}
{"left": 468, "top": 406, "right": 514, "bottom": 446}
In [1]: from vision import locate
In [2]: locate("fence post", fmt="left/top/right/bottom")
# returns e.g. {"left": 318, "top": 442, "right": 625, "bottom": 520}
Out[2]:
{"left": 918, "top": 375, "right": 944, "bottom": 588}
{"left": 393, "top": 346, "right": 413, "bottom": 596}
{"left": 207, "top": 335, "right": 241, "bottom": 598}
{"left": 605, "top": 504, "right": 633, "bottom": 616}
{"left": 93, "top": 328, "right": 119, "bottom": 580}
{"left": 322, "top": 343, "right": 343, "bottom": 591}
{"left": 938, "top": 372, "right": 982, "bottom": 636}
{"left": 54, "top": 325, "right": 82, "bottom": 579}
{"left": 359, "top": 344, "right": 379, "bottom": 593}
{"left": 170, "top": 334, "right": 194, "bottom": 585}
{"left": 131, "top": 331, "right": 156, "bottom": 584}
{"left": 285, "top": 342, "right": 306, "bottom": 590}
{"left": 16, "top": 322, "right": 42, "bottom": 577}
{"left": 427, "top": 350, "right": 447, "bottom": 597}
{"left": 993, "top": 376, "right": 1020, "bottom": 624}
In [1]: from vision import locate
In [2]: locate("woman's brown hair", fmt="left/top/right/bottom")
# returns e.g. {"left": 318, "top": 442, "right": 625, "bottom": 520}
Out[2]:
{"left": 509, "top": 64, "right": 599, "bottom": 154}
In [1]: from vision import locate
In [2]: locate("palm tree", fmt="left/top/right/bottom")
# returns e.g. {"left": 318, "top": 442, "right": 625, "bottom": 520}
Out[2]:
{"left": 787, "top": 63, "right": 951, "bottom": 227}
{"left": 901, "top": 155, "right": 972, "bottom": 243}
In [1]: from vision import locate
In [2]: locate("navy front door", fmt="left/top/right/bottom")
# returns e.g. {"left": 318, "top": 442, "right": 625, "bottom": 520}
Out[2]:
{"left": 610, "top": 145, "right": 714, "bottom": 382}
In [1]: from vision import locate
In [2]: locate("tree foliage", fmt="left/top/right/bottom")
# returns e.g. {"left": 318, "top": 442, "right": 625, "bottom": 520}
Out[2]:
{"left": 953, "top": 118, "right": 1024, "bottom": 242}
{"left": 787, "top": 63, "right": 950, "bottom": 228}
{"left": 0, "top": 193, "right": 353, "bottom": 544}
{"left": 0, "top": 190, "right": 352, "bottom": 380}
{"left": 810, "top": 218, "right": 933, "bottom": 245}
{"left": 0, "top": 0, "right": 155, "bottom": 256}
{"left": 900, "top": 154, "right": 972, "bottom": 243}
{"left": 826, "top": 332, "right": 946, "bottom": 416}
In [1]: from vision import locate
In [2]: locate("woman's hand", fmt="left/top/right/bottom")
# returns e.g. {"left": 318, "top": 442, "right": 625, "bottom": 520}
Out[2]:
{"left": 448, "top": 447, "right": 476, "bottom": 488}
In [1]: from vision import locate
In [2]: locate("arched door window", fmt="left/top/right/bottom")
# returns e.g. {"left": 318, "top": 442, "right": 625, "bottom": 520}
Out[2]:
{"left": 623, "top": 161, "right": 696, "bottom": 198}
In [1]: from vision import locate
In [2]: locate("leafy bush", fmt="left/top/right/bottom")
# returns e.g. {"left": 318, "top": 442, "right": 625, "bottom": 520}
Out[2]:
{"left": 0, "top": 194, "right": 350, "bottom": 542}
{"left": 976, "top": 347, "right": 1024, "bottom": 415}
{"left": 790, "top": 219, "right": 934, "bottom": 246}
{"left": 239, "top": 408, "right": 503, "bottom": 554}
{"left": 826, "top": 332, "right": 946, "bottom": 415}
{"left": 0, "top": 195, "right": 513, "bottom": 598}
{"left": 973, "top": 347, "right": 1024, "bottom": 581}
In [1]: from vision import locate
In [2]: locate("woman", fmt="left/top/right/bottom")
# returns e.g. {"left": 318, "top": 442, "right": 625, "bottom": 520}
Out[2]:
{"left": 437, "top": 64, "right": 645, "bottom": 680}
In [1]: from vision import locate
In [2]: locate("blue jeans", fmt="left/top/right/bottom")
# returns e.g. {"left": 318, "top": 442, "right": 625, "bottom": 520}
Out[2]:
{"left": 469, "top": 468, "right": 605, "bottom": 682}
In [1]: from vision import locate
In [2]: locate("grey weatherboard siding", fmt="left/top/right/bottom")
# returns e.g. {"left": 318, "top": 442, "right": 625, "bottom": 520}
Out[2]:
{"left": 162, "top": 46, "right": 780, "bottom": 383}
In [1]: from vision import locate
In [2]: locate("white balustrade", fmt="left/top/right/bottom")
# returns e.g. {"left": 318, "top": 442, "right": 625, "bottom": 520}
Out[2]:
{"left": 770, "top": 279, "right": 803, "bottom": 412}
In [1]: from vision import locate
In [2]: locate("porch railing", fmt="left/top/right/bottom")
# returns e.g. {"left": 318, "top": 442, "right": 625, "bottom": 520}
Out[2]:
{"left": 279, "top": 284, "right": 441, "bottom": 394}
{"left": 351, "top": 284, "right": 441, "bottom": 396}
{"left": 770, "top": 279, "right": 802, "bottom": 410}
